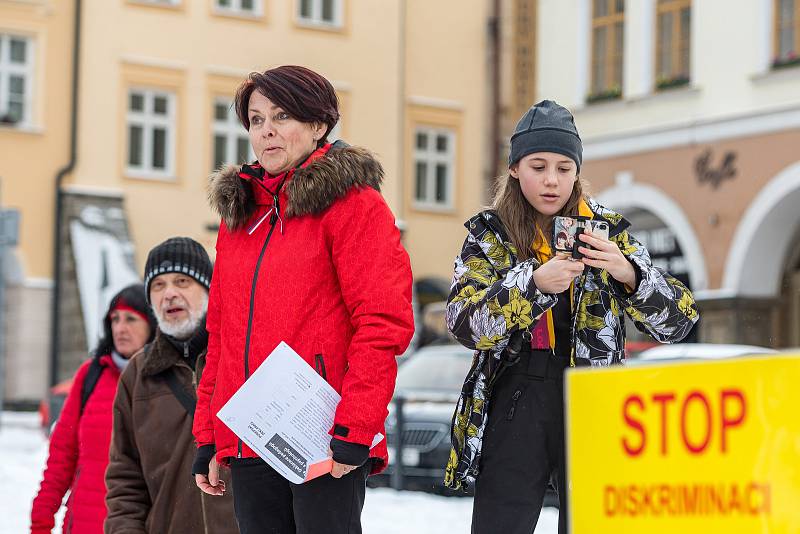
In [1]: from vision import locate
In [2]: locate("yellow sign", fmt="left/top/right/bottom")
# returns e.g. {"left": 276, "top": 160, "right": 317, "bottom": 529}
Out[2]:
{"left": 566, "top": 355, "right": 800, "bottom": 534}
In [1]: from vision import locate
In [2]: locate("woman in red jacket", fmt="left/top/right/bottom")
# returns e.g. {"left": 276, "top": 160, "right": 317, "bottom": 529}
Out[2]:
{"left": 30, "top": 284, "right": 155, "bottom": 534}
{"left": 193, "top": 65, "right": 415, "bottom": 534}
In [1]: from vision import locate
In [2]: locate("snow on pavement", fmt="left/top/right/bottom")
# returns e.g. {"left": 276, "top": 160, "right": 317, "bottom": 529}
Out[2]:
{"left": 2, "top": 411, "right": 557, "bottom": 533}
{"left": 363, "top": 487, "right": 558, "bottom": 533}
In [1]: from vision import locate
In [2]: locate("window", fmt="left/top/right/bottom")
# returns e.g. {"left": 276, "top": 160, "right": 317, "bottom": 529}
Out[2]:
{"left": 297, "top": 0, "right": 342, "bottom": 28}
{"left": 589, "top": 0, "right": 624, "bottom": 102}
{"left": 0, "top": 34, "right": 34, "bottom": 126}
{"left": 656, "top": 0, "right": 691, "bottom": 89}
{"left": 212, "top": 98, "right": 253, "bottom": 169}
{"left": 215, "top": 0, "right": 262, "bottom": 17}
{"left": 413, "top": 127, "right": 455, "bottom": 209}
{"left": 774, "top": 0, "right": 800, "bottom": 68}
{"left": 127, "top": 89, "right": 176, "bottom": 178}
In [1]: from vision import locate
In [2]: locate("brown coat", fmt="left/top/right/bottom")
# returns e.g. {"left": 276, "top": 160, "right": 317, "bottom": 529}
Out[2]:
{"left": 105, "top": 332, "right": 238, "bottom": 534}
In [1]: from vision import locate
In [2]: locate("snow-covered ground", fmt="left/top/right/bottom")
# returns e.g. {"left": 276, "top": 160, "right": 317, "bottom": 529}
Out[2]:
{"left": 2, "top": 411, "right": 557, "bottom": 533}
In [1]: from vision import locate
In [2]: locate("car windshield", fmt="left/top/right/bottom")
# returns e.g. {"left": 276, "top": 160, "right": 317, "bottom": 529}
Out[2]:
{"left": 395, "top": 351, "right": 472, "bottom": 393}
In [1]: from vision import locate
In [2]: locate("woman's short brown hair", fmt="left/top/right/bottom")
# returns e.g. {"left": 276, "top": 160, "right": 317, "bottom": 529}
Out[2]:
{"left": 234, "top": 65, "right": 340, "bottom": 147}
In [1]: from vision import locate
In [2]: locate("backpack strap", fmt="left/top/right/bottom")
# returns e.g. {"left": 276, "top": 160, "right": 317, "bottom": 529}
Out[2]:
{"left": 160, "top": 367, "right": 196, "bottom": 417}
{"left": 80, "top": 357, "right": 105, "bottom": 414}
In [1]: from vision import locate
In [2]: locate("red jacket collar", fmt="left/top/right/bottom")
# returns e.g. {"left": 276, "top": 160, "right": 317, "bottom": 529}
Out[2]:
{"left": 238, "top": 144, "right": 332, "bottom": 205}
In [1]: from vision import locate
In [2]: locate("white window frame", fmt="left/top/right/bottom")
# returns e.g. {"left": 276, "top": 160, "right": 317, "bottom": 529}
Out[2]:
{"left": 126, "top": 88, "right": 176, "bottom": 180}
{"left": 296, "top": 0, "right": 343, "bottom": 28}
{"left": 757, "top": 0, "right": 775, "bottom": 73}
{"left": 212, "top": 97, "right": 254, "bottom": 168}
{"left": 214, "top": 0, "right": 263, "bottom": 17}
{"left": 412, "top": 126, "right": 455, "bottom": 211}
{"left": 0, "top": 34, "right": 35, "bottom": 128}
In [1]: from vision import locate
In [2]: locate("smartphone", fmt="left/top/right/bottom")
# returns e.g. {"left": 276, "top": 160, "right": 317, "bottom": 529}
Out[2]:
{"left": 585, "top": 219, "right": 610, "bottom": 240}
{"left": 553, "top": 217, "right": 609, "bottom": 259}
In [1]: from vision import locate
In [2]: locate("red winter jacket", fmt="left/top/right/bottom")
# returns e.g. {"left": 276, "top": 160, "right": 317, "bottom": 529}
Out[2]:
{"left": 31, "top": 355, "right": 120, "bottom": 534}
{"left": 193, "top": 143, "right": 414, "bottom": 472}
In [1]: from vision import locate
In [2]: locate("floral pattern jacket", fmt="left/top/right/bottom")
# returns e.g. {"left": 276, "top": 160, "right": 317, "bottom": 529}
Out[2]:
{"left": 444, "top": 198, "right": 699, "bottom": 490}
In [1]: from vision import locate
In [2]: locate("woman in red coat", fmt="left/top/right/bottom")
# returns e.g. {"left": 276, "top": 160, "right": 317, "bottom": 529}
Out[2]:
{"left": 193, "top": 65, "right": 415, "bottom": 534}
{"left": 30, "top": 284, "right": 155, "bottom": 534}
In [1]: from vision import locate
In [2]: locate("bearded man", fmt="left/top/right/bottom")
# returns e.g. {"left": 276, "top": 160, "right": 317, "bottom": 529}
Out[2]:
{"left": 105, "top": 237, "right": 237, "bottom": 534}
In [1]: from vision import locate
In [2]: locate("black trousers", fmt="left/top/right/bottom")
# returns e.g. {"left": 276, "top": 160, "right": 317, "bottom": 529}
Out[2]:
{"left": 229, "top": 457, "right": 370, "bottom": 534}
{"left": 472, "top": 351, "right": 570, "bottom": 534}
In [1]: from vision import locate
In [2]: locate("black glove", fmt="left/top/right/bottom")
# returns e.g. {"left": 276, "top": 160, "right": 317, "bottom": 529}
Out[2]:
{"left": 192, "top": 444, "right": 216, "bottom": 476}
{"left": 330, "top": 438, "right": 369, "bottom": 467}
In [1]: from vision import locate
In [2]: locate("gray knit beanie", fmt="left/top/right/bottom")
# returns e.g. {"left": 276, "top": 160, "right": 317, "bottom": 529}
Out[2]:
{"left": 508, "top": 100, "right": 582, "bottom": 170}
{"left": 143, "top": 237, "right": 212, "bottom": 303}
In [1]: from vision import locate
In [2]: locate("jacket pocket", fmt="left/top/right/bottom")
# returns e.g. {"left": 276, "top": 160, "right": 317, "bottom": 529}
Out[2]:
{"left": 314, "top": 354, "right": 327, "bottom": 380}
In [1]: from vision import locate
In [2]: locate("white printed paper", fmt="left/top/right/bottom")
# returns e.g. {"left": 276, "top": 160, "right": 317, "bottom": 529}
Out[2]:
{"left": 217, "top": 342, "right": 381, "bottom": 484}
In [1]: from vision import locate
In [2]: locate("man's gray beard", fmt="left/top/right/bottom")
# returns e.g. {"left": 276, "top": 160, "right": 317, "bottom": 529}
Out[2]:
{"left": 156, "top": 294, "right": 208, "bottom": 340}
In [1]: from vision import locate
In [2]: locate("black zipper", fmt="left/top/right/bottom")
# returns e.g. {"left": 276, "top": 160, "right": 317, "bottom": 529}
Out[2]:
{"left": 237, "top": 208, "right": 279, "bottom": 459}
{"left": 506, "top": 389, "right": 523, "bottom": 420}
{"left": 314, "top": 354, "right": 327, "bottom": 380}
{"left": 569, "top": 271, "right": 589, "bottom": 365}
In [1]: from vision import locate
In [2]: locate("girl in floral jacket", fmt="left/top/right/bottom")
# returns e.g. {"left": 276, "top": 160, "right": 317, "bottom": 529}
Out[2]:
{"left": 445, "top": 100, "right": 698, "bottom": 534}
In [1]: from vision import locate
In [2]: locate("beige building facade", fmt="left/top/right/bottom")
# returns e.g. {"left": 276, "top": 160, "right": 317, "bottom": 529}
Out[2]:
{"left": 1, "top": 0, "right": 73, "bottom": 404}
{"left": 1, "top": 0, "right": 491, "bottom": 402}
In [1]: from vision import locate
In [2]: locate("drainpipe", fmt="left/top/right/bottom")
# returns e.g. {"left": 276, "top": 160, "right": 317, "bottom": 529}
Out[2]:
{"left": 396, "top": 0, "right": 407, "bottom": 219}
{"left": 488, "top": 0, "right": 501, "bottom": 202}
{"left": 50, "top": 0, "right": 82, "bottom": 387}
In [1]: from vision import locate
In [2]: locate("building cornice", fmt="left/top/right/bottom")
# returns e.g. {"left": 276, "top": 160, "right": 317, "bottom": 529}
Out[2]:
{"left": 584, "top": 103, "right": 800, "bottom": 161}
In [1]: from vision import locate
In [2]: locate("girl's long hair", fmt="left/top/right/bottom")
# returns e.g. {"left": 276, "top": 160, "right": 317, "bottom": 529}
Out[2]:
{"left": 492, "top": 174, "right": 589, "bottom": 261}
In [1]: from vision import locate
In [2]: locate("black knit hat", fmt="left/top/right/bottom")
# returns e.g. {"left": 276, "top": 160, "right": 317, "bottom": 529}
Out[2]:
{"left": 144, "top": 237, "right": 212, "bottom": 303}
{"left": 508, "top": 100, "right": 582, "bottom": 170}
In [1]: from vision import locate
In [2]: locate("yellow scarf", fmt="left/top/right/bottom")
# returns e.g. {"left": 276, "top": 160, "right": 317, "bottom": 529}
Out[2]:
{"left": 530, "top": 199, "right": 594, "bottom": 351}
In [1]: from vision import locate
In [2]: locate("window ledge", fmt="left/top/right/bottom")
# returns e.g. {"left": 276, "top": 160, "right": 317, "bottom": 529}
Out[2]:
{"left": 294, "top": 18, "right": 344, "bottom": 33}
{"left": 574, "top": 85, "right": 700, "bottom": 115}
{"left": 627, "top": 84, "right": 701, "bottom": 104}
{"left": 212, "top": 8, "right": 265, "bottom": 22}
{"left": 751, "top": 65, "right": 800, "bottom": 85}
{"left": 4, "top": 0, "right": 48, "bottom": 6}
{"left": 411, "top": 202, "right": 456, "bottom": 215}
{"left": 124, "top": 171, "right": 177, "bottom": 182}
{"left": 126, "top": 0, "right": 184, "bottom": 12}
{"left": 0, "top": 123, "right": 44, "bottom": 135}
{"left": 574, "top": 96, "right": 626, "bottom": 113}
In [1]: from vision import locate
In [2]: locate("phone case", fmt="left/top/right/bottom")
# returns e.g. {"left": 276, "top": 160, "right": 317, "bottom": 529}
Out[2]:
{"left": 553, "top": 216, "right": 578, "bottom": 253}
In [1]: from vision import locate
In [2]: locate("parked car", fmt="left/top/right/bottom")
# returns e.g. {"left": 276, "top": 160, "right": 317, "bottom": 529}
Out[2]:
{"left": 628, "top": 343, "right": 777, "bottom": 365}
{"left": 624, "top": 340, "right": 659, "bottom": 359}
{"left": 371, "top": 344, "right": 472, "bottom": 493}
{"left": 375, "top": 344, "right": 559, "bottom": 506}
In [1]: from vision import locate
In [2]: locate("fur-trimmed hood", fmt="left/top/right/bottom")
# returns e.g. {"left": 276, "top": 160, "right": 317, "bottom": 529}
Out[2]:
{"left": 207, "top": 143, "right": 384, "bottom": 230}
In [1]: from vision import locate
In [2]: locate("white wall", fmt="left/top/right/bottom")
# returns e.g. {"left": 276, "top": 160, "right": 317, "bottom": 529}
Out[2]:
{"left": 536, "top": 0, "right": 800, "bottom": 149}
